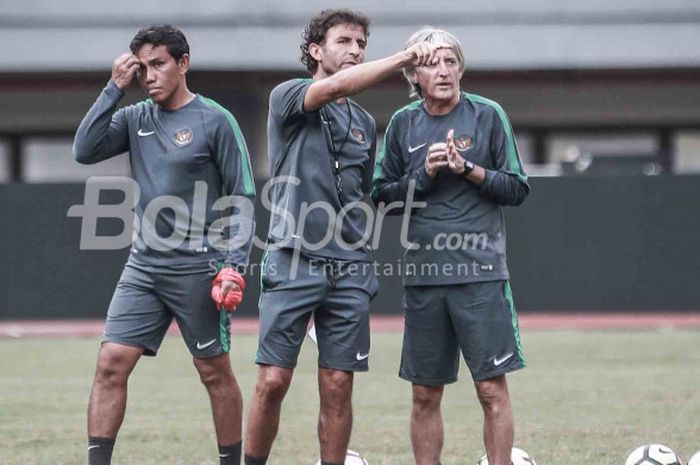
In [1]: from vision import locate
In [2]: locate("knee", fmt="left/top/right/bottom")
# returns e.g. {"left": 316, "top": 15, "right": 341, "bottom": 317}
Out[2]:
{"left": 320, "top": 370, "right": 352, "bottom": 403}
{"left": 476, "top": 378, "right": 509, "bottom": 412}
{"left": 255, "top": 370, "right": 291, "bottom": 405}
{"left": 193, "top": 357, "right": 232, "bottom": 389}
{"left": 412, "top": 385, "right": 442, "bottom": 412}
{"left": 197, "top": 367, "right": 223, "bottom": 389}
{"left": 94, "top": 354, "right": 130, "bottom": 388}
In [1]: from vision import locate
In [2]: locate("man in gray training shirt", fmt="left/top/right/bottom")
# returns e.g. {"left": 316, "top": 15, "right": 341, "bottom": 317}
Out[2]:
{"left": 244, "top": 10, "right": 448, "bottom": 465}
{"left": 372, "top": 28, "right": 529, "bottom": 465}
{"left": 73, "top": 25, "right": 254, "bottom": 465}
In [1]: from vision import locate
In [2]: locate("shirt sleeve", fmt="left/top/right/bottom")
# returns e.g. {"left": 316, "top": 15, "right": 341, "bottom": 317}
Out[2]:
{"left": 371, "top": 112, "right": 436, "bottom": 210}
{"left": 210, "top": 109, "right": 256, "bottom": 270}
{"left": 478, "top": 106, "right": 530, "bottom": 206}
{"left": 269, "top": 79, "right": 314, "bottom": 120}
{"left": 362, "top": 116, "right": 377, "bottom": 194}
{"left": 73, "top": 80, "right": 130, "bottom": 164}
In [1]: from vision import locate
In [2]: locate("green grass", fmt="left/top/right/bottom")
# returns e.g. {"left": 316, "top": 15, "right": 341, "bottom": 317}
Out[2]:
{"left": 1, "top": 329, "right": 699, "bottom": 465}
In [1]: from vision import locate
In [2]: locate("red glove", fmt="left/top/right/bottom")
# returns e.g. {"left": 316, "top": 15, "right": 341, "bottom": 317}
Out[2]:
{"left": 211, "top": 268, "right": 246, "bottom": 312}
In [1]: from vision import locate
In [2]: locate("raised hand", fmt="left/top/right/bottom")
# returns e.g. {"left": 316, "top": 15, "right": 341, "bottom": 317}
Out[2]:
{"left": 111, "top": 53, "right": 140, "bottom": 90}
{"left": 424, "top": 142, "right": 449, "bottom": 178}
{"left": 404, "top": 42, "right": 451, "bottom": 67}
{"left": 446, "top": 129, "right": 466, "bottom": 174}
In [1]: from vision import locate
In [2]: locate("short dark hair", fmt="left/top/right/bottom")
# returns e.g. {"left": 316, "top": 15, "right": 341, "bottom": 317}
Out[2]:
{"left": 300, "top": 9, "right": 370, "bottom": 74}
{"left": 130, "top": 25, "right": 190, "bottom": 60}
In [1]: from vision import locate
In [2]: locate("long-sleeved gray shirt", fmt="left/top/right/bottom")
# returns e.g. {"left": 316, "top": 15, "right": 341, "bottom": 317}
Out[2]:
{"left": 73, "top": 80, "right": 256, "bottom": 271}
{"left": 371, "top": 92, "right": 529, "bottom": 286}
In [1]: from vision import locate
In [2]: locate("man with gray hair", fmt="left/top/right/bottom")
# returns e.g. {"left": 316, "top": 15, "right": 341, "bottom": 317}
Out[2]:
{"left": 372, "top": 27, "right": 530, "bottom": 465}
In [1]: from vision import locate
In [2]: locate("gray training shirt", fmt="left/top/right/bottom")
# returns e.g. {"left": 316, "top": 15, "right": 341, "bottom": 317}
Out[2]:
{"left": 266, "top": 79, "right": 376, "bottom": 261}
{"left": 372, "top": 92, "right": 530, "bottom": 286}
{"left": 73, "top": 80, "right": 256, "bottom": 271}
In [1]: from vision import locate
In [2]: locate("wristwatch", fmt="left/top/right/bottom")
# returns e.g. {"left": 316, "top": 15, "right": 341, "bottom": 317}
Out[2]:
{"left": 463, "top": 160, "right": 475, "bottom": 176}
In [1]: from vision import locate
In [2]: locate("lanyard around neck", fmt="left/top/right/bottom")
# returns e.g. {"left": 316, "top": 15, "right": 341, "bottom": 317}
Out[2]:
{"left": 320, "top": 99, "right": 353, "bottom": 194}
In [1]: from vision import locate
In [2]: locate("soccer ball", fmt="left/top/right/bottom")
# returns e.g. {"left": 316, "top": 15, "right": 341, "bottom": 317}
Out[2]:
{"left": 686, "top": 451, "right": 700, "bottom": 465}
{"left": 624, "top": 444, "right": 682, "bottom": 465}
{"left": 315, "top": 449, "right": 368, "bottom": 465}
{"left": 477, "top": 447, "right": 537, "bottom": 465}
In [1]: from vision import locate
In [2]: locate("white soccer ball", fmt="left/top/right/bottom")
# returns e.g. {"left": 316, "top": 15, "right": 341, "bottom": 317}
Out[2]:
{"left": 625, "top": 444, "right": 682, "bottom": 465}
{"left": 477, "top": 447, "right": 537, "bottom": 465}
{"left": 315, "top": 449, "right": 368, "bottom": 465}
{"left": 686, "top": 451, "right": 700, "bottom": 465}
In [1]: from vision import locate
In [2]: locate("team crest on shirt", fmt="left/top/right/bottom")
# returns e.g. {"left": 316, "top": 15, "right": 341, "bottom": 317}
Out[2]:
{"left": 454, "top": 133, "right": 474, "bottom": 152}
{"left": 174, "top": 127, "right": 193, "bottom": 147}
{"left": 351, "top": 128, "right": 366, "bottom": 145}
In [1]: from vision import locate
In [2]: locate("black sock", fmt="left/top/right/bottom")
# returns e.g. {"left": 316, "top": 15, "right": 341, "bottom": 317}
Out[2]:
{"left": 243, "top": 453, "right": 268, "bottom": 465}
{"left": 88, "top": 437, "right": 115, "bottom": 465}
{"left": 321, "top": 461, "right": 344, "bottom": 465}
{"left": 218, "top": 441, "right": 242, "bottom": 465}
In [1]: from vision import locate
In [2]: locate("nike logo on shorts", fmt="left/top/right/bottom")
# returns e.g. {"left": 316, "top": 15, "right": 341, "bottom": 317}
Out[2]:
{"left": 493, "top": 353, "right": 514, "bottom": 366}
{"left": 196, "top": 339, "right": 217, "bottom": 350}
{"left": 356, "top": 352, "right": 369, "bottom": 361}
{"left": 137, "top": 129, "right": 155, "bottom": 136}
{"left": 408, "top": 143, "right": 427, "bottom": 154}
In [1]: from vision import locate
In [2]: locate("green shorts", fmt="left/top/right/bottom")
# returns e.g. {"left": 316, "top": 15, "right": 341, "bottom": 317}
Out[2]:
{"left": 256, "top": 248, "right": 378, "bottom": 372}
{"left": 400, "top": 280, "right": 525, "bottom": 385}
{"left": 103, "top": 262, "right": 231, "bottom": 357}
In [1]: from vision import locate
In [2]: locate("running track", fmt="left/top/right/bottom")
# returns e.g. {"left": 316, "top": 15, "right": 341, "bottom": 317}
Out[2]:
{"left": 1, "top": 313, "right": 700, "bottom": 338}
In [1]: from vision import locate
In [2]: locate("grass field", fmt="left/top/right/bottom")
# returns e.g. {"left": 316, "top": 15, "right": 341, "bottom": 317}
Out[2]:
{"left": 1, "top": 329, "right": 699, "bottom": 465}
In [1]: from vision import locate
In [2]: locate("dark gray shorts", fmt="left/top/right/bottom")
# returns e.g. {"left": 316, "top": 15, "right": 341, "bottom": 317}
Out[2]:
{"left": 104, "top": 263, "right": 231, "bottom": 357}
{"left": 256, "top": 248, "right": 378, "bottom": 371}
{"left": 400, "top": 280, "right": 525, "bottom": 385}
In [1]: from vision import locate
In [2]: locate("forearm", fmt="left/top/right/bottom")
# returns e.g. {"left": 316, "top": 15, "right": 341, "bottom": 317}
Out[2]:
{"left": 477, "top": 169, "right": 530, "bottom": 206}
{"left": 372, "top": 167, "right": 435, "bottom": 208}
{"left": 223, "top": 196, "right": 256, "bottom": 271}
{"left": 306, "top": 52, "right": 410, "bottom": 110}
{"left": 465, "top": 164, "right": 486, "bottom": 186}
{"left": 73, "top": 81, "right": 127, "bottom": 164}
{"left": 333, "top": 52, "right": 409, "bottom": 97}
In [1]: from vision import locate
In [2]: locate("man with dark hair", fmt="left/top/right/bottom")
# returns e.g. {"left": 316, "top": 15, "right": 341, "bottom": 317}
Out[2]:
{"left": 372, "top": 27, "right": 529, "bottom": 465}
{"left": 243, "top": 9, "right": 447, "bottom": 465}
{"left": 129, "top": 24, "right": 190, "bottom": 60}
{"left": 73, "top": 25, "right": 255, "bottom": 465}
{"left": 299, "top": 9, "right": 370, "bottom": 74}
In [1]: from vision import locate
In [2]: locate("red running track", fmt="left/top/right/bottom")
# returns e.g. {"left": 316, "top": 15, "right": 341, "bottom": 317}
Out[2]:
{"left": 1, "top": 313, "right": 699, "bottom": 338}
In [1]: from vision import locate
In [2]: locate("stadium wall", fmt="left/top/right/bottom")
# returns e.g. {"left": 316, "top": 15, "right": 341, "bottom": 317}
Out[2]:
{"left": 0, "top": 175, "right": 697, "bottom": 319}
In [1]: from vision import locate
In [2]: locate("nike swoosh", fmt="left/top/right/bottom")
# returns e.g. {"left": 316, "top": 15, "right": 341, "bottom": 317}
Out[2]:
{"left": 88, "top": 445, "right": 100, "bottom": 451}
{"left": 493, "top": 353, "right": 514, "bottom": 366}
{"left": 196, "top": 339, "right": 217, "bottom": 350}
{"left": 356, "top": 352, "right": 370, "bottom": 361}
{"left": 219, "top": 453, "right": 231, "bottom": 458}
{"left": 137, "top": 129, "right": 155, "bottom": 136}
{"left": 408, "top": 143, "right": 427, "bottom": 154}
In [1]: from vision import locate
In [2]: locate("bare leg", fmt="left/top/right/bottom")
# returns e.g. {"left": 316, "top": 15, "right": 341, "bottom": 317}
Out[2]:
{"left": 244, "top": 365, "right": 294, "bottom": 459}
{"left": 318, "top": 368, "right": 354, "bottom": 463}
{"left": 87, "top": 342, "right": 143, "bottom": 438}
{"left": 193, "top": 353, "right": 243, "bottom": 445}
{"left": 475, "top": 375, "right": 514, "bottom": 465}
{"left": 410, "top": 384, "right": 444, "bottom": 465}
